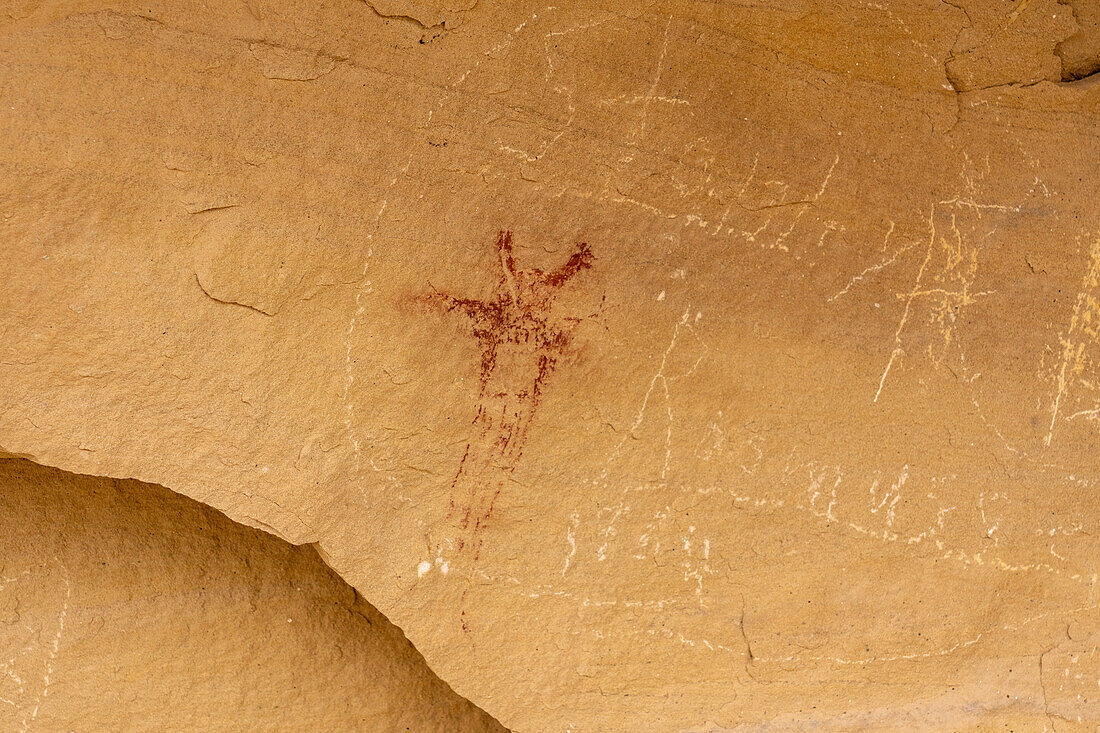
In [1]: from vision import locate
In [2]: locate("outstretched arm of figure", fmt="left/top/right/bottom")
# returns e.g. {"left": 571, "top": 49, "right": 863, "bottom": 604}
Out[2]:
{"left": 542, "top": 242, "right": 594, "bottom": 289}
{"left": 423, "top": 282, "right": 484, "bottom": 321}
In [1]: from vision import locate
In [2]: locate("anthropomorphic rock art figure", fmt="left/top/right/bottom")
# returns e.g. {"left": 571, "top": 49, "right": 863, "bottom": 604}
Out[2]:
{"left": 423, "top": 230, "right": 594, "bottom": 564}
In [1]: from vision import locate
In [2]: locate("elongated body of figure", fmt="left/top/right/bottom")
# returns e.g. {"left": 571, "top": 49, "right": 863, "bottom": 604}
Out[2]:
{"left": 424, "top": 231, "right": 594, "bottom": 562}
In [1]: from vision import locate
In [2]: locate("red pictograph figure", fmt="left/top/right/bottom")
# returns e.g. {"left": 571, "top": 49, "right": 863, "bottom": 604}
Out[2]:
{"left": 422, "top": 230, "right": 595, "bottom": 562}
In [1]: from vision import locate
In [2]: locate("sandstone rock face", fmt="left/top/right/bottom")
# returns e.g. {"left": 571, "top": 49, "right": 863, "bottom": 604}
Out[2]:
{"left": 0, "top": 458, "right": 505, "bottom": 732}
{"left": 1, "top": 0, "right": 1098, "bottom": 729}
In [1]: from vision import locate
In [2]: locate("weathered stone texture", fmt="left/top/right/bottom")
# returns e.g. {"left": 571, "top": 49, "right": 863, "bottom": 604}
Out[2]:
{"left": 1, "top": 0, "right": 1099, "bottom": 729}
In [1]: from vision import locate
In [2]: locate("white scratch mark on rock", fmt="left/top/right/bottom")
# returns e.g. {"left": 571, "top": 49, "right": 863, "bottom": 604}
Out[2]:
{"left": 561, "top": 512, "right": 579, "bottom": 576}
{"left": 596, "top": 309, "right": 707, "bottom": 561}
{"left": 874, "top": 198, "right": 1015, "bottom": 403}
{"left": 1044, "top": 235, "right": 1100, "bottom": 447}
{"left": 621, "top": 15, "right": 674, "bottom": 164}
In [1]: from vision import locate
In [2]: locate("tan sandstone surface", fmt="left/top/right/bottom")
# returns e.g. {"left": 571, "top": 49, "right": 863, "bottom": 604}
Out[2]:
{"left": 1, "top": 0, "right": 1099, "bottom": 729}
{"left": 0, "top": 457, "right": 506, "bottom": 731}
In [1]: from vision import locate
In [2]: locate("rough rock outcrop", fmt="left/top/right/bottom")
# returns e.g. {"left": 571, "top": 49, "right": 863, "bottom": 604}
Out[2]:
{"left": 1, "top": 0, "right": 1099, "bottom": 729}
{"left": 0, "top": 458, "right": 505, "bottom": 731}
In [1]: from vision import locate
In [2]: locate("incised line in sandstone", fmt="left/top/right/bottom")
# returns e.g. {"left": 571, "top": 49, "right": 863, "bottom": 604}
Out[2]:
{"left": 422, "top": 230, "right": 594, "bottom": 562}
{"left": 0, "top": 558, "right": 70, "bottom": 733}
{"left": 594, "top": 309, "right": 707, "bottom": 564}
{"left": 1045, "top": 235, "right": 1100, "bottom": 447}
{"left": 874, "top": 198, "right": 1013, "bottom": 402}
